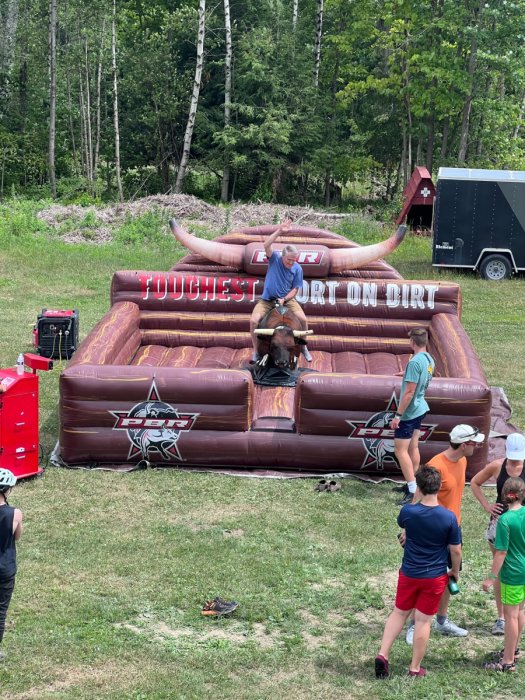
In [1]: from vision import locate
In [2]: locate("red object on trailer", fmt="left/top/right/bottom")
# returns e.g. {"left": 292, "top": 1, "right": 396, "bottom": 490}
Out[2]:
{"left": 0, "top": 353, "right": 53, "bottom": 479}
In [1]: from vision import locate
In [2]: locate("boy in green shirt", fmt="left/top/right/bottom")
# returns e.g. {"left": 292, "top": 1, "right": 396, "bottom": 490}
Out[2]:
{"left": 483, "top": 476, "right": 525, "bottom": 672}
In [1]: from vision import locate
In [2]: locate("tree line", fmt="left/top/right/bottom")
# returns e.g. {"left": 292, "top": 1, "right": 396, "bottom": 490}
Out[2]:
{"left": 1, "top": 0, "right": 525, "bottom": 204}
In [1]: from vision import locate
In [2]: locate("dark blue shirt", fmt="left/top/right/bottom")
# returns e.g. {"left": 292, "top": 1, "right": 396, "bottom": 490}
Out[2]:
{"left": 398, "top": 502, "right": 460, "bottom": 578}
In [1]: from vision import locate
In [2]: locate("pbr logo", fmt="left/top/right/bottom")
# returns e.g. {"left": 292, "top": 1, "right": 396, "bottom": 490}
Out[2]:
{"left": 110, "top": 382, "right": 199, "bottom": 461}
{"left": 346, "top": 393, "right": 436, "bottom": 471}
{"left": 250, "top": 249, "right": 325, "bottom": 265}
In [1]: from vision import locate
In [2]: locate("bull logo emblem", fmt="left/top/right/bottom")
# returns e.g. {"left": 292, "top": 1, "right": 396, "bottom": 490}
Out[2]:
{"left": 346, "top": 393, "right": 436, "bottom": 471}
{"left": 110, "top": 382, "right": 199, "bottom": 461}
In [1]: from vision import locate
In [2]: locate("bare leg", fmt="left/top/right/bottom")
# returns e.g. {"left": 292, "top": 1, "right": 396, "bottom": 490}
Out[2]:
{"left": 407, "top": 429, "right": 421, "bottom": 476}
{"left": 437, "top": 586, "right": 451, "bottom": 618}
{"left": 394, "top": 437, "right": 415, "bottom": 484}
{"left": 378, "top": 607, "right": 412, "bottom": 659}
{"left": 488, "top": 543, "right": 504, "bottom": 619}
{"left": 410, "top": 610, "right": 433, "bottom": 672}
{"left": 502, "top": 604, "right": 520, "bottom": 665}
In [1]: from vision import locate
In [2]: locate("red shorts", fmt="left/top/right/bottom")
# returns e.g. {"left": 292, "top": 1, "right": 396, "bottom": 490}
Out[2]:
{"left": 395, "top": 570, "right": 448, "bottom": 616}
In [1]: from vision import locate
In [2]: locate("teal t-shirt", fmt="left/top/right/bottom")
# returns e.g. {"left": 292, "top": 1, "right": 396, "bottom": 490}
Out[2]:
{"left": 494, "top": 506, "right": 525, "bottom": 585}
{"left": 400, "top": 351, "right": 434, "bottom": 421}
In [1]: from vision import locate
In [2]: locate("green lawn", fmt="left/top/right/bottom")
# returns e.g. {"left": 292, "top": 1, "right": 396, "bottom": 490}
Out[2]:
{"left": 0, "top": 202, "right": 524, "bottom": 698}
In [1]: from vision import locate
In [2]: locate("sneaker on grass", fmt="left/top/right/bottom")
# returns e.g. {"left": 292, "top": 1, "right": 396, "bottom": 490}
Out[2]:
{"left": 374, "top": 655, "right": 389, "bottom": 679}
{"left": 433, "top": 618, "right": 468, "bottom": 636}
{"left": 406, "top": 622, "right": 415, "bottom": 645}
{"left": 201, "top": 596, "right": 239, "bottom": 616}
{"left": 397, "top": 491, "right": 414, "bottom": 506}
{"left": 491, "top": 618, "right": 505, "bottom": 635}
{"left": 408, "top": 666, "right": 426, "bottom": 677}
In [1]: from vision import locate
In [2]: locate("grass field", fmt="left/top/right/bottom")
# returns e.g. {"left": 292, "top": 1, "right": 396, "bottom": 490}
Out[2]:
{"left": 0, "top": 201, "right": 524, "bottom": 699}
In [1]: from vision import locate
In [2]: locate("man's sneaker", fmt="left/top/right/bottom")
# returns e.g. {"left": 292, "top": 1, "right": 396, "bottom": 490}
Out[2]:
{"left": 491, "top": 618, "right": 505, "bottom": 635}
{"left": 408, "top": 666, "right": 426, "bottom": 677}
{"left": 374, "top": 654, "right": 389, "bottom": 679}
{"left": 201, "top": 596, "right": 239, "bottom": 616}
{"left": 433, "top": 618, "right": 468, "bottom": 637}
{"left": 397, "top": 491, "right": 415, "bottom": 506}
{"left": 406, "top": 622, "right": 415, "bottom": 645}
{"left": 251, "top": 352, "right": 261, "bottom": 363}
{"left": 392, "top": 483, "right": 408, "bottom": 494}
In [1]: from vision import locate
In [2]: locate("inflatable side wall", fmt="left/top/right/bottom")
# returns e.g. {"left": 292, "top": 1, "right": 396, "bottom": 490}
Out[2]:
{"left": 59, "top": 268, "right": 491, "bottom": 478}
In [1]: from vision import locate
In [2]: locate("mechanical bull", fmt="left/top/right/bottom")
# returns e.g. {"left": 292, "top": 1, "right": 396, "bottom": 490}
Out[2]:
{"left": 168, "top": 218, "right": 407, "bottom": 386}
{"left": 253, "top": 302, "right": 312, "bottom": 368}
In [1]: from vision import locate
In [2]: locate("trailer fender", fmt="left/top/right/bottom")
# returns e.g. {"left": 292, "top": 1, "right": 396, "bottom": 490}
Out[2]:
{"left": 475, "top": 249, "right": 515, "bottom": 281}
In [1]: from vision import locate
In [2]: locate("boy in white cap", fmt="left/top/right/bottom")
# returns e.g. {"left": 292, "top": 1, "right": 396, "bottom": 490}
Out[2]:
{"left": 471, "top": 432, "right": 525, "bottom": 635}
{"left": 405, "top": 424, "right": 485, "bottom": 643}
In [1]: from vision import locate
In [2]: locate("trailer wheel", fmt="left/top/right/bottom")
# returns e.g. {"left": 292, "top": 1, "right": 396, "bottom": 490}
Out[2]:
{"left": 479, "top": 254, "right": 512, "bottom": 281}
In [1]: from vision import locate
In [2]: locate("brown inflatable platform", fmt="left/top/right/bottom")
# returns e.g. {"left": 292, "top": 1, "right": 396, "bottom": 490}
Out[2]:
{"left": 58, "top": 225, "right": 491, "bottom": 478}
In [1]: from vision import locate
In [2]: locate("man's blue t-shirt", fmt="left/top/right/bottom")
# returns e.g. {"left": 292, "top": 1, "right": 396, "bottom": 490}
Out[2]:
{"left": 400, "top": 351, "right": 434, "bottom": 420}
{"left": 261, "top": 252, "right": 303, "bottom": 301}
{"left": 398, "top": 503, "right": 461, "bottom": 578}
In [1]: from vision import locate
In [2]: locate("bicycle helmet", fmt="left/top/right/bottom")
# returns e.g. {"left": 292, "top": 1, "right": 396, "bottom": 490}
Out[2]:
{"left": 0, "top": 469, "right": 16, "bottom": 491}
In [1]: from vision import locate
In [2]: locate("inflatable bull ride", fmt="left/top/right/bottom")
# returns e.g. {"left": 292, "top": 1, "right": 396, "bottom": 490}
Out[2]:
{"left": 58, "top": 221, "right": 491, "bottom": 478}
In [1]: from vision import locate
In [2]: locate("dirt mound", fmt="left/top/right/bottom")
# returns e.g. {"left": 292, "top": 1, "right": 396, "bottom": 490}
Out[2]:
{"left": 37, "top": 194, "right": 365, "bottom": 244}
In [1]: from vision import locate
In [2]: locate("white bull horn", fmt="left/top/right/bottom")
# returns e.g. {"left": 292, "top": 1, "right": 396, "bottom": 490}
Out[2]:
{"left": 169, "top": 218, "right": 245, "bottom": 268}
{"left": 329, "top": 224, "right": 407, "bottom": 273}
{"left": 292, "top": 330, "right": 314, "bottom": 337}
{"left": 253, "top": 329, "right": 276, "bottom": 336}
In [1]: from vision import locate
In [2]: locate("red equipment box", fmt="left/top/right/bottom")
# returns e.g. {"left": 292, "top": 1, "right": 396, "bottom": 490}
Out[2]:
{"left": 0, "top": 368, "right": 41, "bottom": 479}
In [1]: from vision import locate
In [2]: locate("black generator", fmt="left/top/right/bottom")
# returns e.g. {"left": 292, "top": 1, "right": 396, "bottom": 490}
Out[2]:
{"left": 33, "top": 309, "right": 80, "bottom": 360}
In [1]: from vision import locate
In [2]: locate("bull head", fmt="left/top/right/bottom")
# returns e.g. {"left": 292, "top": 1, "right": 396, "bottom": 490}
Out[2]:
{"left": 169, "top": 219, "right": 407, "bottom": 273}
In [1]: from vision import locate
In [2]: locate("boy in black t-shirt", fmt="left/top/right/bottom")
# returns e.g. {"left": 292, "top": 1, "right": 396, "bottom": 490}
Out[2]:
{"left": 0, "top": 468, "right": 23, "bottom": 661}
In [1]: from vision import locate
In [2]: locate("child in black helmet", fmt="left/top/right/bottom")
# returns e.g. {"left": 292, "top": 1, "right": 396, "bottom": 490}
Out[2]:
{"left": 0, "top": 468, "right": 23, "bottom": 660}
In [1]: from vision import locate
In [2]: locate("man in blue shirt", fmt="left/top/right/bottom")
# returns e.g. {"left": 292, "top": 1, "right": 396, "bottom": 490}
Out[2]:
{"left": 390, "top": 328, "right": 435, "bottom": 504}
{"left": 250, "top": 221, "right": 311, "bottom": 362}
{"left": 374, "top": 466, "right": 461, "bottom": 679}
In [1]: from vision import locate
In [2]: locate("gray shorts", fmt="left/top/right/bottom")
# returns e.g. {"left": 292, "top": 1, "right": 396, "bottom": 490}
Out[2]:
{"left": 485, "top": 516, "right": 498, "bottom": 544}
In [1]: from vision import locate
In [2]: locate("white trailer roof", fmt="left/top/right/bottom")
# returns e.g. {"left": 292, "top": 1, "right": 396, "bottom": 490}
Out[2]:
{"left": 438, "top": 167, "right": 525, "bottom": 183}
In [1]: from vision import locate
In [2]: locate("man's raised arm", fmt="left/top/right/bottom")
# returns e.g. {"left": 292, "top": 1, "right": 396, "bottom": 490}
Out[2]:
{"left": 264, "top": 219, "right": 292, "bottom": 258}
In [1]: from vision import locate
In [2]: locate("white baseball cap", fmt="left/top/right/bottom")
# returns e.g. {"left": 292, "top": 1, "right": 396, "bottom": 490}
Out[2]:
{"left": 506, "top": 432, "right": 525, "bottom": 460}
{"left": 449, "top": 424, "right": 485, "bottom": 444}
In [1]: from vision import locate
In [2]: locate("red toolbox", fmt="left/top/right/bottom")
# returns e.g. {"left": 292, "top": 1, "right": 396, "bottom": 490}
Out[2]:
{"left": 0, "top": 367, "right": 41, "bottom": 479}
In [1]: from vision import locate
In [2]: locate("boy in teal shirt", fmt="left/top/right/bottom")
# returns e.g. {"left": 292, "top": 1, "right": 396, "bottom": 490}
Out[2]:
{"left": 390, "top": 328, "right": 435, "bottom": 504}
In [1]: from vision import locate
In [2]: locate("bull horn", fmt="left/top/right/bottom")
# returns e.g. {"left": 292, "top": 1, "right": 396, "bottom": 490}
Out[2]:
{"left": 253, "top": 329, "right": 275, "bottom": 336}
{"left": 329, "top": 224, "right": 407, "bottom": 273}
{"left": 292, "top": 330, "right": 314, "bottom": 337}
{"left": 169, "top": 218, "right": 245, "bottom": 268}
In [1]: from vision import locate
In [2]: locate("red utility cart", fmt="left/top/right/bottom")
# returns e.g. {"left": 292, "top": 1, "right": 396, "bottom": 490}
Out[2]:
{"left": 0, "top": 358, "right": 46, "bottom": 479}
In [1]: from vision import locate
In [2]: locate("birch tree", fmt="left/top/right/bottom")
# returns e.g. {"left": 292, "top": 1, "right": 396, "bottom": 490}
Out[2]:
{"left": 111, "top": 0, "right": 123, "bottom": 201}
{"left": 48, "top": 0, "right": 57, "bottom": 198}
{"left": 175, "top": 0, "right": 206, "bottom": 194}
{"left": 220, "top": 0, "right": 232, "bottom": 202}
{"left": 313, "top": 0, "right": 323, "bottom": 88}
{"left": 0, "top": 0, "right": 19, "bottom": 107}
